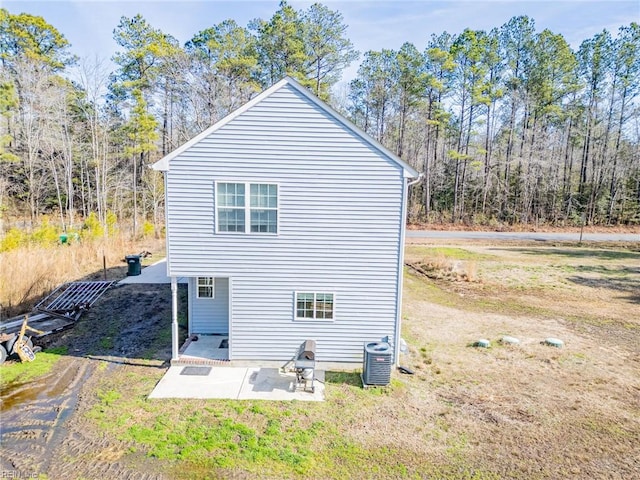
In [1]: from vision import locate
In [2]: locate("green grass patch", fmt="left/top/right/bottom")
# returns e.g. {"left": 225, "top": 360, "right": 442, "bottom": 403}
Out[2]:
{"left": 325, "top": 371, "right": 362, "bottom": 387}
{"left": 85, "top": 368, "right": 465, "bottom": 479}
{"left": 107, "top": 403, "right": 320, "bottom": 476}
{"left": 0, "top": 346, "right": 68, "bottom": 387}
{"left": 509, "top": 247, "right": 640, "bottom": 261}
{"left": 87, "top": 371, "right": 322, "bottom": 477}
{"left": 406, "top": 246, "right": 494, "bottom": 261}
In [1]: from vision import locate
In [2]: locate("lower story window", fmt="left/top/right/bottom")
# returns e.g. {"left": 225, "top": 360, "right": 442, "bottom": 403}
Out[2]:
{"left": 295, "top": 292, "right": 334, "bottom": 320}
{"left": 197, "top": 277, "right": 215, "bottom": 298}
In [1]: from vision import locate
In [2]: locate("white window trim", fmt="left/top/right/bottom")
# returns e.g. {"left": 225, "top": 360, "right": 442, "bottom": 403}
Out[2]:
{"left": 215, "top": 181, "right": 279, "bottom": 235}
{"left": 196, "top": 277, "right": 215, "bottom": 299}
{"left": 294, "top": 291, "right": 336, "bottom": 322}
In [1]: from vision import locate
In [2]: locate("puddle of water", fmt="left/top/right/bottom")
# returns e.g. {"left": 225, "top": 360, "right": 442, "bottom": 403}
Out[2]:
{"left": 46, "top": 363, "right": 80, "bottom": 398}
{"left": 1, "top": 361, "right": 79, "bottom": 412}
{"left": 1, "top": 375, "right": 55, "bottom": 411}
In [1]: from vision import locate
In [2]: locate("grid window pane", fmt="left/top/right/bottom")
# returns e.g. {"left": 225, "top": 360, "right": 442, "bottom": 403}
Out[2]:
{"left": 218, "top": 183, "right": 245, "bottom": 207}
{"left": 315, "top": 293, "right": 334, "bottom": 319}
{"left": 250, "top": 210, "right": 277, "bottom": 233}
{"left": 217, "top": 182, "right": 277, "bottom": 233}
{"left": 197, "top": 277, "right": 214, "bottom": 298}
{"left": 218, "top": 208, "right": 245, "bottom": 232}
{"left": 296, "top": 292, "right": 334, "bottom": 320}
{"left": 250, "top": 184, "right": 277, "bottom": 208}
{"left": 249, "top": 184, "right": 277, "bottom": 232}
{"left": 296, "top": 293, "right": 314, "bottom": 318}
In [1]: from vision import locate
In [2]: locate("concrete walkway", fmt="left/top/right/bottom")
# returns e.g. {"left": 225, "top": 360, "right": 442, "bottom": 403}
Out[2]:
{"left": 119, "top": 258, "right": 187, "bottom": 284}
{"left": 149, "top": 365, "right": 325, "bottom": 401}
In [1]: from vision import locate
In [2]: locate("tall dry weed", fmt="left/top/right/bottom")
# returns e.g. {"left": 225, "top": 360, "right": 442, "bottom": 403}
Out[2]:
{"left": 0, "top": 235, "right": 164, "bottom": 319}
{"left": 463, "top": 260, "right": 478, "bottom": 282}
{"left": 420, "top": 254, "right": 454, "bottom": 275}
{"left": 415, "top": 255, "right": 479, "bottom": 283}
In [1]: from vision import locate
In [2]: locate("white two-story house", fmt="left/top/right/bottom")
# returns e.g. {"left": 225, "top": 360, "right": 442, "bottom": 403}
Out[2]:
{"left": 152, "top": 77, "right": 418, "bottom": 365}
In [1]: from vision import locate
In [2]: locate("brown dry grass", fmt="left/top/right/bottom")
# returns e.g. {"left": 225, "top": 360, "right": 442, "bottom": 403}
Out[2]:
{"left": 393, "top": 241, "right": 640, "bottom": 478}
{"left": 0, "top": 235, "right": 165, "bottom": 319}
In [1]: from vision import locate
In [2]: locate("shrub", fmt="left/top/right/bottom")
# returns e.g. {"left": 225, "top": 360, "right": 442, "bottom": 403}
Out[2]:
{"left": 31, "top": 217, "right": 59, "bottom": 246}
{"left": 82, "top": 212, "right": 104, "bottom": 240}
{"left": 106, "top": 210, "right": 118, "bottom": 236}
{"left": 0, "top": 227, "right": 27, "bottom": 252}
{"left": 142, "top": 220, "right": 154, "bottom": 238}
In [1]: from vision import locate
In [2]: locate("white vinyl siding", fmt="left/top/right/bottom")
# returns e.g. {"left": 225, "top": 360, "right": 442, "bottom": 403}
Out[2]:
{"left": 190, "top": 277, "right": 229, "bottom": 334}
{"left": 216, "top": 182, "right": 278, "bottom": 233}
{"left": 165, "top": 83, "right": 406, "bottom": 362}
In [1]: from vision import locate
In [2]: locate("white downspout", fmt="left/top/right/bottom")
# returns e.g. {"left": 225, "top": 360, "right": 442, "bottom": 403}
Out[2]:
{"left": 408, "top": 174, "right": 425, "bottom": 187}
{"left": 394, "top": 173, "right": 423, "bottom": 366}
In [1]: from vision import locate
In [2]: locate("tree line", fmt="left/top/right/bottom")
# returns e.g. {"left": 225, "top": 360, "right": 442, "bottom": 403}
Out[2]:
{"left": 0, "top": 2, "right": 638, "bottom": 235}
{"left": 349, "top": 19, "right": 640, "bottom": 226}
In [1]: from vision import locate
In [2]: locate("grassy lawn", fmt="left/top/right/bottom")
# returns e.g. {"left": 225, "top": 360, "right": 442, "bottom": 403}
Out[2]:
{"left": 9, "top": 241, "right": 638, "bottom": 479}
{"left": 84, "top": 365, "right": 497, "bottom": 479}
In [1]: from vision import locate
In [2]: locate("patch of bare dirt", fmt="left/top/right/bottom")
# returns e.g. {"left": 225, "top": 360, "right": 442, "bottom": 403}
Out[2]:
{"left": 0, "top": 282, "right": 187, "bottom": 479}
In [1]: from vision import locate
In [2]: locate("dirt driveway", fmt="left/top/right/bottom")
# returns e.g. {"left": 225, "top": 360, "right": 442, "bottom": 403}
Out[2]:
{"left": 0, "top": 283, "right": 184, "bottom": 479}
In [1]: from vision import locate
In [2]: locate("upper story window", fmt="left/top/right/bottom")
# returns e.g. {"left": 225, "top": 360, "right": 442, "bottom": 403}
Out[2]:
{"left": 216, "top": 182, "right": 278, "bottom": 234}
{"left": 217, "top": 183, "right": 245, "bottom": 232}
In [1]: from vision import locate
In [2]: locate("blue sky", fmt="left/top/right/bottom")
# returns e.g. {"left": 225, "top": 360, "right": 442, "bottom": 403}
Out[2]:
{"left": 4, "top": 0, "right": 639, "bottom": 84}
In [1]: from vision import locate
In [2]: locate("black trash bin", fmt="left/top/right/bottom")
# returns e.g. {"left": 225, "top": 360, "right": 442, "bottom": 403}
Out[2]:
{"left": 125, "top": 254, "right": 141, "bottom": 276}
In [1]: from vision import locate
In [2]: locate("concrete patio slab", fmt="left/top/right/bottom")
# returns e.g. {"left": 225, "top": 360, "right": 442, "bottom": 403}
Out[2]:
{"left": 119, "top": 258, "right": 187, "bottom": 285}
{"left": 240, "top": 368, "right": 325, "bottom": 401}
{"left": 149, "top": 366, "right": 248, "bottom": 399}
{"left": 148, "top": 365, "right": 325, "bottom": 401}
{"left": 180, "top": 335, "right": 229, "bottom": 362}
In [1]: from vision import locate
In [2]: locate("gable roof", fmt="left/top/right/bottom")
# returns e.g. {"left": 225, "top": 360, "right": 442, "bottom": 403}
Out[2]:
{"left": 152, "top": 76, "right": 419, "bottom": 178}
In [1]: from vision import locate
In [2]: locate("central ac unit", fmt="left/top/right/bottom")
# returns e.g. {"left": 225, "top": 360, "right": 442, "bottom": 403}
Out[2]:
{"left": 362, "top": 341, "right": 392, "bottom": 386}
